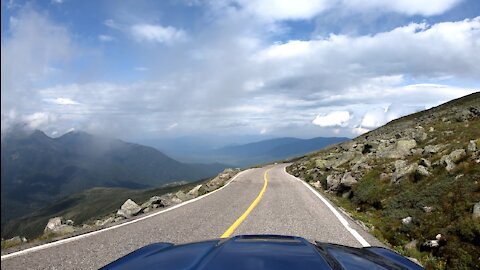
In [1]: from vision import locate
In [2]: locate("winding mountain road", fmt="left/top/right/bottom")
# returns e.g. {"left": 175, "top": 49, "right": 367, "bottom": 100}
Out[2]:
{"left": 1, "top": 164, "right": 383, "bottom": 269}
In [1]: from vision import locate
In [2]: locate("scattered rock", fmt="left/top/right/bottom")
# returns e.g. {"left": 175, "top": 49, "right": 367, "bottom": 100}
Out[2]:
{"left": 187, "top": 185, "right": 203, "bottom": 197}
{"left": 423, "top": 206, "right": 434, "bottom": 213}
{"left": 421, "top": 240, "right": 439, "bottom": 250}
{"left": 419, "top": 158, "right": 431, "bottom": 168}
{"left": 392, "top": 160, "right": 417, "bottom": 183}
{"left": 116, "top": 199, "right": 142, "bottom": 219}
{"left": 141, "top": 196, "right": 163, "bottom": 210}
{"left": 396, "top": 139, "right": 417, "bottom": 155}
{"left": 175, "top": 190, "right": 189, "bottom": 202}
{"left": 455, "top": 174, "right": 464, "bottom": 180}
{"left": 424, "top": 144, "right": 443, "bottom": 154}
{"left": 326, "top": 173, "right": 342, "bottom": 191}
{"left": 340, "top": 172, "right": 357, "bottom": 188}
{"left": 429, "top": 127, "right": 435, "bottom": 132}
{"left": 402, "top": 216, "right": 413, "bottom": 225}
{"left": 170, "top": 197, "right": 182, "bottom": 204}
{"left": 3, "top": 236, "right": 26, "bottom": 247}
{"left": 473, "top": 202, "right": 480, "bottom": 219}
{"left": 416, "top": 165, "right": 430, "bottom": 177}
{"left": 449, "top": 149, "right": 466, "bottom": 163}
{"left": 44, "top": 217, "right": 65, "bottom": 233}
{"left": 468, "top": 140, "right": 477, "bottom": 152}
{"left": 405, "top": 239, "right": 418, "bottom": 250}
{"left": 66, "top": 219, "right": 74, "bottom": 226}
{"left": 311, "top": 181, "right": 321, "bottom": 190}
{"left": 95, "top": 217, "right": 114, "bottom": 227}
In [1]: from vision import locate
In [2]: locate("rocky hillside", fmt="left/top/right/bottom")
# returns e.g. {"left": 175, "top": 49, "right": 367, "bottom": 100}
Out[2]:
{"left": 287, "top": 93, "right": 480, "bottom": 269}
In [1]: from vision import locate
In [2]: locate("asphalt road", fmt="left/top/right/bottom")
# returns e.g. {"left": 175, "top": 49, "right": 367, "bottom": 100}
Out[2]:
{"left": 1, "top": 164, "right": 383, "bottom": 269}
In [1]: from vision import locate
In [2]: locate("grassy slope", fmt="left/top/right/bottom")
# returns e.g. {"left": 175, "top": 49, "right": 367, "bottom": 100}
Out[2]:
{"left": 287, "top": 93, "right": 480, "bottom": 269}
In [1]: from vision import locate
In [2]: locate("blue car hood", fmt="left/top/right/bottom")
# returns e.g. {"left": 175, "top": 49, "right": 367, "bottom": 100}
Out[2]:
{"left": 101, "top": 235, "right": 423, "bottom": 270}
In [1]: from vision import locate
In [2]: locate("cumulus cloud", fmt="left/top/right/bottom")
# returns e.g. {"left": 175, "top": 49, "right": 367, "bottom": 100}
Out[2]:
{"left": 130, "top": 24, "right": 186, "bottom": 44}
{"left": 44, "top": 97, "right": 80, "bottom": 105}
{"left": 238, "top": 0, "right": 332, "bottom": 21}
{"left": 312, "top": 111, "right": 351, "bottom": 127}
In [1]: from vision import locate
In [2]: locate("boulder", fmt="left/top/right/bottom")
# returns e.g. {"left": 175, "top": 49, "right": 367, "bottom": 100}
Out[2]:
{"left": 419, "top": 158, "right": 431, "bottom": 168}
{"left": 473, "top": 202, "right": 480, "bottom": 219}
{"left": 171, "top": 197, "right": 183, "bottom": 204}
{"left": 175, "top": 190, "right": 189, "bottom": 202}
{"left": 424, "top": 144, "right": 443, "bottom": 154}
{"left": 311, "top": 181, "right": 321, "bottom": 190}
{"left": 416, "top": 165, "right": 430, "bottom": 177}
{"left": 340, "top": 172, "right": 357, "bottom": 188}
{"left": 326, "top": 174, "right": 342, "bottom": 191}
{"left": 44, "top": 217, "right": 65, "bottom": 233}
{"left": 468, "top": 140, "right": 477, "bottom": 152}
{"left": 141, "top": 196, "right": 163, "bottom": 209}
{"left": 440, "top": 155, "right": 456, "bottom": 171}
{"left": 66, "top": 219, "right": 74, "bottom": 226}
{"left": 187, "top": 185, "right": 203, "bottom": 197}
{"left": 95, "top": 217, "right": 114, "bottom": 227}
{"left": 402, "top": 216, "right": 413, "bottom": 226}
{"left": 449, "top": 149, "right": 466, "bottom": 163}
{"left": 413, "top": 128, "right": 428, "bottom": 143}
{"left": 116, "top": 199, "right": 142, "bottom": 219}
{"left": 396, "top": 139, "right": 417, "bottom": 155}
{"left": 392, "top": 160, "right": 417, "bottom": 183}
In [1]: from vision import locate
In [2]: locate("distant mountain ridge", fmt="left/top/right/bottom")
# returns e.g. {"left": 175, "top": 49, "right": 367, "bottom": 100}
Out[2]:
{"left": 1, "top": 129, "right": 225, "bottom": 226}
{"left": 214, "top": 136, "right": 349, "bottom": 166}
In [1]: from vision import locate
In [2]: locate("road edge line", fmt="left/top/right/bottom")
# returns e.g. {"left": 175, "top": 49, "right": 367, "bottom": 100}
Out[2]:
{"left": 1, "top": 169, "right": 251, "bottom": 261}
{"left": 284, "top": 166, "right": 371, "bottom": 247}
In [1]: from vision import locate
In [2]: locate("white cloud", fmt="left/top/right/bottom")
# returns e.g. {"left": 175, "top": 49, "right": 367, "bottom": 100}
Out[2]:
{"left": 343, "top": 0, "right": 463, "bottom": 16}
{"left": 98, "top": 35, "right": 114, "bottom": 42}
{"left": 130, "top": 24, "right": 186, "bottom": 44}
{"left": 166, "top": 123, "right": 178, "bottom": 131}
{"left": 51, "top": 0, "right": 64, "bottom": 4}
{"left": 23, "top": 112, "right": 57, "bottom": 129}
{"left": 312, "top": 111, "right": 351, "bottom": 127}
{"left": 239, "top": 0, "right": 332, "bottom": 21}
{"left": 45, "top": 97, "right": 80, "bottom": 105}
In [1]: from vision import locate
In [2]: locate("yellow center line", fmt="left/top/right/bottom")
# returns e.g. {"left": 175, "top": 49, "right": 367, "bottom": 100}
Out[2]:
{"left": 220, "top": 169, "right": 269, "bottom": 238}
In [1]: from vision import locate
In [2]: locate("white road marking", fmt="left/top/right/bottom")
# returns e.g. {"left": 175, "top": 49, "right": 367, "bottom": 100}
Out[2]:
{"left": 285, "top": 166, "right": 371, "bottom": 247}
{"left": 1, "top": 169, "right": 251, "bottom": 261}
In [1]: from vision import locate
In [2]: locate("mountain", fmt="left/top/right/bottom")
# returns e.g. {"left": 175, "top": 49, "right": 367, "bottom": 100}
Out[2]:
{"left": 287, "top": 93, "right": 480, "bottom": 268}
{"left": 1, "top": 130, "right": 225, "bottom": 227}
{"left": 214, "top": 137, "right": 349, "bottom": 166}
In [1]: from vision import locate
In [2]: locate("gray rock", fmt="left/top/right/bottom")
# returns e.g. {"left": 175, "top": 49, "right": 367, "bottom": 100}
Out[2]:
{"left": 416, "top": 165, "right": 430, "bottom": 177}
{"left": 468, "top": 140, "right": 478, "bottom": 152}
{"left": 419, "top": 158, "right": 431, "bottom": 168}
{"left": 141, "top": 196, "right": 163, "bottom": 209}
{"left": 396, "top": 139, "right": 417, "bottom": 155}
{"left": 340, "top": 172, "right": 357, "bottom": 188}
{"left": 423, "top": 206, "right": 434, "bottom": 213}
{"left": 170, "top": 197, "right": 183, "bottom": 204}
{"left": 116, "top": 199, "right": 142, "bottom": 219}
{"left": 96, "top": 217, "right": 114, "bottom": 226}
{"left": 402, "top": 216, "right": 413, "bottom": 225}
{"left": 404, "top": 239, "right": 417, "bottom": 250}
{"left": 311, "top": 181, "right": 321, "bottom": 190}
{"left": 65, "top": 219, "right": 74, "bottom": 226}
{"left": 440, "top": 155, "right": 456, "bottom": 171}
{"left": 44, "top": 217, "right": 65, "bottom": 233}
{"left": 187, "top": 185, "right": 203, "bottom": 197}
{"left": 392, "top": 160, "right": 417, "bottom": 183}
{"left": 473, "top": 202, "right": 480, "bottom": 219}
{"left": 449, "top": 149, "right": 466, "bottom": 163}
{"left": 326, "top": 174, "right": 342, "bottom": 190}
{"left": 413, "top": 128, "right": 428, "bottom": 143}
{"left": 175, "top": 190, "right": 189, "bottom": 202}
{"left": 423, "top": 240, "right": 439, "bottom": 249}
{"left": 424, "top": 144, "right": 443, "bottom": 154}
{"left": 4, "top": 236, "right": 23, "bottom": 246}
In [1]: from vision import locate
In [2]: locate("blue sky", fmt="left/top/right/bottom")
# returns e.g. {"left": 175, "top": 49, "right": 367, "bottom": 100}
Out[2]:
{"left": 1, "top": 0, "right": 479, "bottom": 142}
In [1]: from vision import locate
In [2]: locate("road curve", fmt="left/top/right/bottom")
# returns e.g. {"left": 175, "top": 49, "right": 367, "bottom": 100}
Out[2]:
{"left": 2, "top": 164, "right": 383, "bottom": 269}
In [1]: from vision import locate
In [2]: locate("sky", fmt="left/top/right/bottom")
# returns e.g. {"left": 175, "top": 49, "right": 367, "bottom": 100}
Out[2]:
{"left": 1, "top": 0, "right": 479, "bottom": 142}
